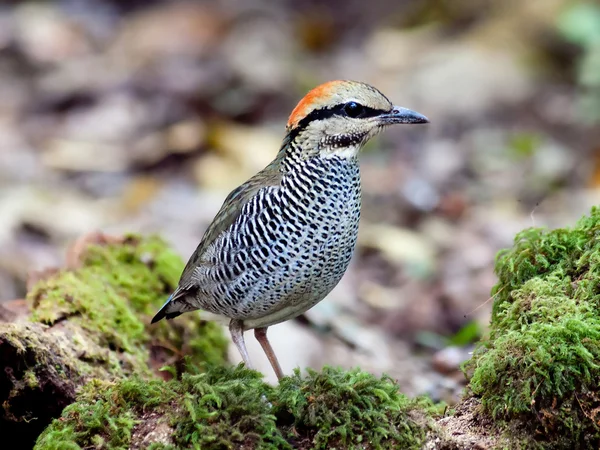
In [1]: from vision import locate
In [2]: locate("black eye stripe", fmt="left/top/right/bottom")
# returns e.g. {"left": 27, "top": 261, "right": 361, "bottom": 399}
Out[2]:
{"left": 295, "top": 103, "right": 388, "bottom": 130}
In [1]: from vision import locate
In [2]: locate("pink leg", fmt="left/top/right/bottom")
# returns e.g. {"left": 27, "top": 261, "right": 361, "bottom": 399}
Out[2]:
{"left": 254, "top": 327, "right": 284, "bottom": 380}
{"left": 229, "top": 319, "right": 254, "bottom": 369}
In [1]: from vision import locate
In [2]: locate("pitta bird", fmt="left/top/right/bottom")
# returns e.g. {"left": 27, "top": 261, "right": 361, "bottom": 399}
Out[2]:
{"left": 152, "top": 80, "right": 429, "bottom": 380}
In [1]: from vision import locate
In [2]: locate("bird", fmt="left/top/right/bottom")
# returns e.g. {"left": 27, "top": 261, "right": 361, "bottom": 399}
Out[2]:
{"left": 151, "top": 80, "right": 429, "bottom": 380}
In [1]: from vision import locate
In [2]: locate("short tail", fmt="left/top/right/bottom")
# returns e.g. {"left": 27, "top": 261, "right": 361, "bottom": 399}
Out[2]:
{"left": 151, "top": 294, "right": 184, "bottom": 324}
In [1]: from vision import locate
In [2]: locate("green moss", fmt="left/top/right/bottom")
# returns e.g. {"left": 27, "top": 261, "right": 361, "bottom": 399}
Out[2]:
{"left": 36, "top": 366, "right": 437, "bottom": 449}
{"left": 466, "top": 207, "right": 600, "bottom": 448}
{"left": 23, "top": 369, "right": 39, "bottom": 389}
{"left": 30, "top": 268, "right": 150, "bottom": 375}
{"left": 275, "top": 366, "right": 435, "bottom": 449}
{"left": 27, "top": 234, "right": 228, "bottom": 377}
{"left": 36, "top": 366, "right": 286, "bottom": 450}
{"left": 35, "top": 378, "right": 170, "bottom": 450}
{"left": 173, "top": 366, "right": 288, "bottom": 449}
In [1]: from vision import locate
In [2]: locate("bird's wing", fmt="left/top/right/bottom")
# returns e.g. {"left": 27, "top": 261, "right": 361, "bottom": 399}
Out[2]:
{"left": 172, "top": 140, "right": 289, "bottom": 298}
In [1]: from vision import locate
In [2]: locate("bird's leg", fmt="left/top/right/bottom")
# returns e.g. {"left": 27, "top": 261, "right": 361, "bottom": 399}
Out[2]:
{"left": 229, "top": 319, "right": 254, "bottom": 370}
{"left": 254, "top": 327, "right": 284, "bottom": 380}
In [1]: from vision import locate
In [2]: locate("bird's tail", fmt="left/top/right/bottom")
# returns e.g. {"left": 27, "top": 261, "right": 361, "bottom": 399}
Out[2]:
{"left": 151, "top": 293, "right": 184, "bottom": 324}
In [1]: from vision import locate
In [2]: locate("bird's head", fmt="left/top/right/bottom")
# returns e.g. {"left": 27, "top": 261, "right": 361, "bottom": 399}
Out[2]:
{"left": 285, "top": 80, "right": 428, "bottom": 159}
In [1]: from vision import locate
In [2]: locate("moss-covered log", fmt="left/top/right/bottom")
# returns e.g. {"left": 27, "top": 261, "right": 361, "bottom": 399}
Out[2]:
{"left": 0, "top": 233, "right": 228, "bottom": 450}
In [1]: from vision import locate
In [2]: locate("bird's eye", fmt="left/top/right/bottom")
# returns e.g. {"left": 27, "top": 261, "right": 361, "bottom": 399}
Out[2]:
{"left": 344, "top": 102, "right": 364, "bottom": 118}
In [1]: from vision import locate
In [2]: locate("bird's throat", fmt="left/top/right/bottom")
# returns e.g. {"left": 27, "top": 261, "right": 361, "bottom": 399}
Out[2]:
{"left": 320, "top": 144, "right": 361, "bottom": 160}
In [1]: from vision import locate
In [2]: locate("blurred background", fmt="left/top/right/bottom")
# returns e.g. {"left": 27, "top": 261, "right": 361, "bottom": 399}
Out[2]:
{"left": 1, "top": 0, "right": 599, "bottom": 404}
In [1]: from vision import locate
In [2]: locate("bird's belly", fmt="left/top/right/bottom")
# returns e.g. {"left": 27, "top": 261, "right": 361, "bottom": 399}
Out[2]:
{"left": 225, "top": 210, "right": 358, "bottom": 323}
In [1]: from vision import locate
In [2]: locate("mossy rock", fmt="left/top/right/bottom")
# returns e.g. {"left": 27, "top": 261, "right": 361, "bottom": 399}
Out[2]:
{"left": 1, "top": 234, "right": 228, "bottom": 450}
{"left": 466, "top": 207, "right": 600, "bottom": 448}
{"left": 28, "top": 234, "right": 228, "bottom": 377}
{"left": 36, "top": 365, "right": 439, "bottom": 450}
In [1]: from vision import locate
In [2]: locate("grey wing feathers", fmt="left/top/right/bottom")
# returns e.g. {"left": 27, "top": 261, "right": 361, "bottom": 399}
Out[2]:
{"left": 151, "top": 179, "right": 276, "bottom": 325}
{"left": 173, "top": 153, "right": 285, "bottom": 298}
{"left": 151, "top": 139, "right": 288, "bottom": 324}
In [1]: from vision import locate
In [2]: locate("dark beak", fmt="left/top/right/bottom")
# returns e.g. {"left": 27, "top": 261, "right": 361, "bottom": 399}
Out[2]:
{"left": 379, "top": 106, "right": 429, "bottom": 125}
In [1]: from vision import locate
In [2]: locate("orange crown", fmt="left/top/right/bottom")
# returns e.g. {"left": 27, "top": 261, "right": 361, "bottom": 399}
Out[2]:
{"left": 286, "top": 81, "right": 345, "bottom": 130}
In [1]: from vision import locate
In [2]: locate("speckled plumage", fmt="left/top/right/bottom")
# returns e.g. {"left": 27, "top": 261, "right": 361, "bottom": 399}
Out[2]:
{"left": 188, "top": 153, "right": 360, "bottom": 329}
{"left": 152, "top": 80, "right": 429, "bottom": 379}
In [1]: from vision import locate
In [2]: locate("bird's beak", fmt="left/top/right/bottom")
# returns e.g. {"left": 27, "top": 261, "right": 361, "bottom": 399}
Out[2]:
{"left": 379, "top": 106, "right": 429, "bottom": 125}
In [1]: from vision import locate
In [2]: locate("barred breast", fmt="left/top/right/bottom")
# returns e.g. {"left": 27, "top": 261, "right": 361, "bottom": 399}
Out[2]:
{"left": 191, "top": 155, "right": 361, "bottom": 328}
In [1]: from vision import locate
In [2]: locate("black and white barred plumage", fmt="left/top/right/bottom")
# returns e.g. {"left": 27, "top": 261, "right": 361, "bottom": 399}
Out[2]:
{"left": 195, "top": 155, "right": 360, "bottom": 327}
